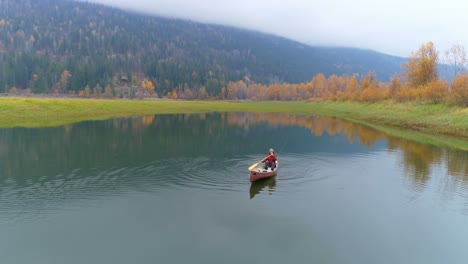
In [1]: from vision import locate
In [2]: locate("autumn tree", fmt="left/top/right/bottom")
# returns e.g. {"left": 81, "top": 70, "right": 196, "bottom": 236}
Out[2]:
{"left": 344, "top": 75, "right": 359, "bottom": 100}
{"left": 235, "top": 81, "right": 248, "bottom": 100}
{"left": 311, "top": 74, "right": 327, "bottom": 98}
{"left": 360, "top": 85, "right": 385, "bottom": 102}
{"left": 94, "top": 84, "right": 102, "bottom": 96}
{"left": 132, "top": 74, "right": 139, "bottom": 86}
{"left": 103, "top": 84, "right": 113, "bottom": 98}
{"left": 279, "top": 83, "right": 292, "bottom": 100}
{"left": 303, "top": 82, "right": 313, "bottom": 99}
{"left": 358, "top": 71, "right": 385, "bottom": 102}
{"left": 326, "top": 75, "right": 340, "bottom": 100}
{"left": 168, "top": 88, "right": 178, "bottom": 99}
{"left": 227, "top": 81, "right": 248, "bottom": 100}
{"left": 83, "top": 85, "right": 91, "bottom": 97}
{"left": 422, "top": 79, "right": 447, "bottom": 103}
{"left": 227, "top": 81, "right": 237, "bottom": 100}
{"left": 448, "top": 74, "right": 468, "bottom": 106}
{"left": 60, "top": 70, "right": 71, "bottom": 91}
{"left": 141, "top": 78, "right": 155, "bottom": 96}
{"left": 268, "top": 83, "right": 280, "bottom": 101}
{"left": 198, "top": 86, "right": 209, "bottom": 99}
{"left": 180, "top": 87, "right": 195, "bottom": 99}
{"left": 387, "top": 75, "right": 401, "bottom": 99}
{"left": 295, "top": 83, "right": 308, "bottom": 100}
{"left": 403, "top": 42, "right": 439, "bottom": 87}
{"left": 361, "top": 71, "right": 378, "bottom": 90}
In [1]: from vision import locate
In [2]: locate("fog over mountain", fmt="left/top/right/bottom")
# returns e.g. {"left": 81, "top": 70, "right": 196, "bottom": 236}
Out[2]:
{"left": 89, "top": 0, "right": 468, "bottom": 57}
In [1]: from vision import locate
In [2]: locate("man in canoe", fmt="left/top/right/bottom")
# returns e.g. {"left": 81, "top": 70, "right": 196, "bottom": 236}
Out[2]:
{"left": 263, "top": 148, "right": 277, "bottom": 170}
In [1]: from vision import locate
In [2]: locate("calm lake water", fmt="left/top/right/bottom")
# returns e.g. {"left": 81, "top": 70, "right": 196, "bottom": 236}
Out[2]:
{"left": 1, "top": 113, "right": 468, "bottom": 264}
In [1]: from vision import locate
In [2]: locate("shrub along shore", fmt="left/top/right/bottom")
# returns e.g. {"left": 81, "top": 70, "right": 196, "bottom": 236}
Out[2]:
{"left": 0, "top": 97, "right": 467, "bottom": 149}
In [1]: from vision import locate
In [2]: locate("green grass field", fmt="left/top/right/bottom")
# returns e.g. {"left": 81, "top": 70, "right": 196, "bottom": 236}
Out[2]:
{"left": 0, "top": 97, "right": 467, "bottom": 149}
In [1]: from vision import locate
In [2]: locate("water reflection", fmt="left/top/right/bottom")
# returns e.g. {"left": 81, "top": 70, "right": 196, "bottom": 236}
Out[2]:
{"left": 249, "top": 177, "right": 276, "bottom": 199}
{"left": 0, "top": 112, "right": 467, "bottom": 208}
{"left": 2, "top": 113, "right": 468, "bottom": 264}
{"left": 227, "top": 113, "right": 468, "bottom": 191}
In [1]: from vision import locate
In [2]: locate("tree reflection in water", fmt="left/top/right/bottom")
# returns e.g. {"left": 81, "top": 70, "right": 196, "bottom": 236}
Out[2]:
{"left": 0, "top": 112, "right": 466, "bottom": 196}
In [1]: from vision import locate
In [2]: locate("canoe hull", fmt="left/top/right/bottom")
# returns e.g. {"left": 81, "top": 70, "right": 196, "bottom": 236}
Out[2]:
{"left": 249, "top": 166, "right": 278, "bottom": 182}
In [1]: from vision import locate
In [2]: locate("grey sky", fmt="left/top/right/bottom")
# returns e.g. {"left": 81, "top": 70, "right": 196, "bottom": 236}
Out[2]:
{"left": 90, "top": 0, "right": 467, "bottom": 57}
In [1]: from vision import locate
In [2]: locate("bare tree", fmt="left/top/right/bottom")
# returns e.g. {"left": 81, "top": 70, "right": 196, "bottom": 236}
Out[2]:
{"left": 445, "top": 43, "right": 468, "bottom": 80}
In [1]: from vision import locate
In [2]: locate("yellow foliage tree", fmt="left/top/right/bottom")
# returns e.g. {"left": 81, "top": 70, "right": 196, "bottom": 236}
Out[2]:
{"left": 403, "top": 42, "right": 439, "bottom": 87}
{"left": 84, "top": 85, "right": 91, "bottom": 97}
{"left": 141, "top": 78, "right": 155, "bottom": 96}
{"left": 60, "top": 70, "right": 71, "bottom": 91}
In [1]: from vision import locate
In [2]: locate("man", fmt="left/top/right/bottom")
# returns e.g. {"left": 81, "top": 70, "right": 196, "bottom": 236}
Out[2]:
{"left": 263, "top": 148, "right": 277, "bottom": 170}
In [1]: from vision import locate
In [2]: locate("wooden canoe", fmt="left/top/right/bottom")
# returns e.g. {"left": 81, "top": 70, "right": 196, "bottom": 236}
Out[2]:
{"left": 249, "top": 164, "right": 278, "bottom": 182}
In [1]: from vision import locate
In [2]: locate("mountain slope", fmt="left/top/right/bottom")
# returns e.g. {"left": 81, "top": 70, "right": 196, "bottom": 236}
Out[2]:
{"left": 0, "top": 0, "right": 405, "bottom": 95}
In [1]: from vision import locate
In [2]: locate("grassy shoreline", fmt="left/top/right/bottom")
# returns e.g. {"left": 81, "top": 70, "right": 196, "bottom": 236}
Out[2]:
{"left": 0, "top": 97, "right": 467, "bottom": 149}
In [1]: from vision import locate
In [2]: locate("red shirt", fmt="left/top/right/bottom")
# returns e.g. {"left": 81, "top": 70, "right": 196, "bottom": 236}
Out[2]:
{"left": 266, "top": 154, "right": 277, "bottom": 163}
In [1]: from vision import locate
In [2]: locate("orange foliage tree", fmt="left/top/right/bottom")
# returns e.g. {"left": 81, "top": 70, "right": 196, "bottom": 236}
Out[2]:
{"left": 449, "top": 74, "right": 468, "bottom": 106}
{"left": 422, "top": 80, "right": 447, "bottom": 103}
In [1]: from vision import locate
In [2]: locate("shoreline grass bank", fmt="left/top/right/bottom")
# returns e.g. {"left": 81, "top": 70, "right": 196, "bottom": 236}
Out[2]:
{"left": 0, "top": 97, "right": 467, "bottom": 149}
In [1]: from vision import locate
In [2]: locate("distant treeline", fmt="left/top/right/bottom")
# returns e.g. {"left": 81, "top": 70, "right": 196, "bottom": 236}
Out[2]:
{"left": 4, "top": 40, "right": 468, "bottom": 106}
{"left": 213, "top": 42, "right": 467, "bottom": 106}
{"left": 81, "top": 42, "right": 468, "bottom": 107}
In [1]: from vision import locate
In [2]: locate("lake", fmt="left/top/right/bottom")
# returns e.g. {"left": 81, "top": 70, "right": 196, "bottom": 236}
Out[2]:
{"left": 1, "top": 112, "right": 468, "bottom": 264}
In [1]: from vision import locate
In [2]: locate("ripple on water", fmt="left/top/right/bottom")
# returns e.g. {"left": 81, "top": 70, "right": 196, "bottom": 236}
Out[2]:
{"left": 135, "top": 153, "right": 359, "bottom": 194}
{"left": 275, "top": 153, "right": 338, "bottom": 187}
{"left": 154, "top": 157, "right": 249, "bottom": 192}
{"left": 0, "top": 151, "right": 374, "bottom": 221}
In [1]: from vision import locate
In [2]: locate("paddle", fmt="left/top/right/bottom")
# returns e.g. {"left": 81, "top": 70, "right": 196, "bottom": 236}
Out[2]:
{"left": 248, "top": 154, "right": 271, "bottom": 171}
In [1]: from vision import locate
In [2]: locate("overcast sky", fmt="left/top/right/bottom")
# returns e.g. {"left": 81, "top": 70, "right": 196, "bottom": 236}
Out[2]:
{"left": 90, "top": 0, "right": 467, "bottom": 57}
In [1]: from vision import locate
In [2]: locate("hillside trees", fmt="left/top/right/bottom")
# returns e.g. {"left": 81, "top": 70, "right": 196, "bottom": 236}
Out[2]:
{"left": 1, "top": 1, "right": 467, "bottom": 106}
{"left": 0, "top": 0, "right": 406, "bottom": 96}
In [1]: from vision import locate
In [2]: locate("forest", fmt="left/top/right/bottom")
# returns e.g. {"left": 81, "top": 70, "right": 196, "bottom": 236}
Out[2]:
{"left": 0, "top": 1, "right": 466, "bottom": 106}
{"left": 0, "top": 0, "right": 404, "bottom": 96}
